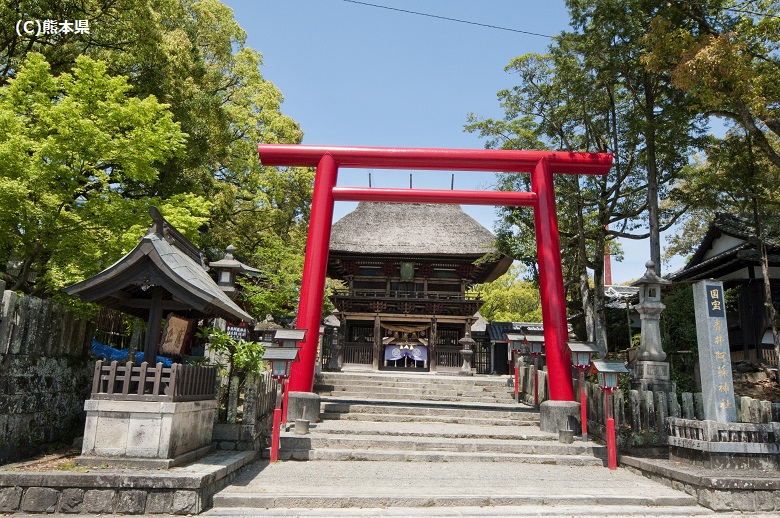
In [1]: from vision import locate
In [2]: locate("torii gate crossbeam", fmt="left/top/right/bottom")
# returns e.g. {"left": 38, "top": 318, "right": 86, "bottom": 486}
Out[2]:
{"left": 258, "top": 144, "right": 613, "bottom": 401}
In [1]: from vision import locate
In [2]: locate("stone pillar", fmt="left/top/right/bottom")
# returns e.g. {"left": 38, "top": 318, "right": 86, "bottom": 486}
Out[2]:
{"left": 429, "top": 317, "right": 438, "bottom": 371}
{"left": 692, "top": 280, "right": 736, "bottom": 422}
{"left": 458, "top": 318, "right": 475, "bottom": 376}
{"left": 630, "top": 261, "right": 675, "bottom": 394}
{"left": 372, "top": 316, "right": 381, "bottom": 370}
{"left": 327, "top": 318, "right": 342, "bottom": 372}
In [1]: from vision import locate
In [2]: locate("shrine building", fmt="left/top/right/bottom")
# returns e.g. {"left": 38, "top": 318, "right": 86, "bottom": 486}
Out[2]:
{"left": 327, "top": 202, "right": 513, "bottom": 372}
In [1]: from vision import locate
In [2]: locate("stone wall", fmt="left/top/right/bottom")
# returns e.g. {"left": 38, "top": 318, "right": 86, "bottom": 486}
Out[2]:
{"left": 0, "top": 282, "right": 95, "bottom": 463}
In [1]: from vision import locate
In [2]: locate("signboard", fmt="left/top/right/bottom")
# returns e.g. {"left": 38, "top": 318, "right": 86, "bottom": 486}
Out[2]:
{"left": 693, "top": 280, "right": 736, "bottom": 422}
{"left": 400, "top": 262, "right": 414, "bottom": 281}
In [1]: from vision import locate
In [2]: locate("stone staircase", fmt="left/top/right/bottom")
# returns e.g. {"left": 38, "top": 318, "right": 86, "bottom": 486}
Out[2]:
{"left": 273, "top": 371, "right": 604, "bottom": 465}
{"left": 208, "top": 371, "right": 706, "bottom": 516}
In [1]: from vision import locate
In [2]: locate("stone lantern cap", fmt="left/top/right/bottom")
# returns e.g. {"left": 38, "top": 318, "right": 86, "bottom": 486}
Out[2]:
{"left": 208, "top": 245, "right": 261, "bottom": 276}
{"left": 630, "top": 260, "right": 672, "bottom": 288}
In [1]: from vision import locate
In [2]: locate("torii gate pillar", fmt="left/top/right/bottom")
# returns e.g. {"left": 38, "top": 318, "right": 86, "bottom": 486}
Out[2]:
{"left": 258, "top": 145, "right": 612, "bottom": 404}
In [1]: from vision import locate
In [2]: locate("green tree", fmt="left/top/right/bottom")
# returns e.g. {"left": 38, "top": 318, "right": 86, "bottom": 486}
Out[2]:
{"left": 1, "top": 1, "right": 311, "bottom": 317}
{"left": 0, "top": 52, "right": 198, "bottom": 294}
{"left": 472, "top": 265, "right": 543, "bottom": 322}
{"left": 642, "top": 0, "right": 780, "bottom": 169}
{"left": 467, "top": 0, "right": 706, "bottom": 352}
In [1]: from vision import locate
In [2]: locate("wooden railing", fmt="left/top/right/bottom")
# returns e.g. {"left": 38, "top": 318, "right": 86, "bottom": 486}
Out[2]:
{"left": 91, "top": 360, "right": 217, "bottom": 402}
{"left": 436, "top": 346, "right": 461, "bottom": 368}
{"left": 334, "top": 289, "right": 480, "bottom": 300}
{"left": 343, "top": 343, "right": 373, "bottom": 365}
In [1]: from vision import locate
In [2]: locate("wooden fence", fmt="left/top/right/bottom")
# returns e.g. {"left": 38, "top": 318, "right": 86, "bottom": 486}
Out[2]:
{"left": 213, "top": 371, "right": 277, "bottom": 451}
{"left": 91, "top": 360, "right": 218, "bottom": 402}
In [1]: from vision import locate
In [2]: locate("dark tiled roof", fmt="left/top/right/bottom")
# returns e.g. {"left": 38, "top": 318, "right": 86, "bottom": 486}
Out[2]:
{"left": 485, "top": 321, "right": 574, "bottom": 342}
{"left": 65, "top": 209, "right": 252, "bottom": 323}
{"left": 670, "top": 213, "right": 780, "bottom": 281}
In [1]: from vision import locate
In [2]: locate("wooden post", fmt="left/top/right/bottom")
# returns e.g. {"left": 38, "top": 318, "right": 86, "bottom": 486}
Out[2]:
{"left": 143, "top": 286, "right": 164, "bottom": 363}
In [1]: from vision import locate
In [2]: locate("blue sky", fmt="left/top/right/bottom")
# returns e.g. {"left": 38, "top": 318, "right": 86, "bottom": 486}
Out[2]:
{"left": 224, "top": 0, "right": 686, "bottom": 283}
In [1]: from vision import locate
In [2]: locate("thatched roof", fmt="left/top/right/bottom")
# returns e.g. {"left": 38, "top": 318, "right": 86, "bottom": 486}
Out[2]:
{"left": 330, "top": 203, "right": 499, "bottom": 256}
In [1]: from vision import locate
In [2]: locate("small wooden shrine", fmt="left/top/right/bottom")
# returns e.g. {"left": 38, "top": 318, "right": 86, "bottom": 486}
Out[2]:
{"left": 64, "top": 207, "right": 253, "bottom": 467}
{"left": 327, "top": 202, "right": 511, "bottom": 372}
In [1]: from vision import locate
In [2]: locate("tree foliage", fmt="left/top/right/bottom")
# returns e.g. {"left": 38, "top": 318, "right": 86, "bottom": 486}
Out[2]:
{"left": 0, "top": 52, "right": 195, "bottom": 294}
{"left": 641, "top": 0, "right": 780, "bottom": 170}
{"left": 466, "top": 0, "right": 706, "bottom": 351}
{"left": 472, "top": 265, "right": 543, "bottom": 323}
{"left": 1, "top": 1, "right": 311, "bottom": 319}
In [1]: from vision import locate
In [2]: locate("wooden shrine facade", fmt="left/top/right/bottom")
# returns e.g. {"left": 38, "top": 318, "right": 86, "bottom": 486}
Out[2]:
{"left": 326, "top": 202, "right": 511, "bottom": 372}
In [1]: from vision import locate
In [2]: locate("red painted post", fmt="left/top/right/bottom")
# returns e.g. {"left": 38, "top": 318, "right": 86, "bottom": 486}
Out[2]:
{"left": 289, "top": 154, "right": 338, "bottom": 393}
{"left": 606, "top": 391, "right": 617, "bottom": 470}
{"left": 513, "top": 351, "right": 519, "bottom": 401}
{"left": 271, "top": 382, "right": 282, "bottom": 462}
{"left": 531, "top": 159, "right": 574, "bottom": 401}
{"left": 282, "top": 378, "right": 289, "bottom": 425}
{"left": 580, "top": 369, "right": 589, "bottom": 442}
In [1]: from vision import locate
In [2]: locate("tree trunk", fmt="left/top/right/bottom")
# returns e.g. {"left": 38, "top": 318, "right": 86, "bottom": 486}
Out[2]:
{"left": 575, "top": 177, "right": 595, "bottom": 343}
{"left": 645, "top": 79, "right": 661, "bottom": 275}
{"left": 752, "top": 201, "right": 780, "bottom": 380}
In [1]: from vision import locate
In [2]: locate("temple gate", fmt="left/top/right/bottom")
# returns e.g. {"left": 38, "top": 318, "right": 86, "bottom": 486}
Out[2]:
{"left": 258, "top": 145, "right": 612, "bottom": 401}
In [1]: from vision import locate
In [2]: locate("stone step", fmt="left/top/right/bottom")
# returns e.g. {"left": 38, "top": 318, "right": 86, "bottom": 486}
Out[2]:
{"left": 321, "top": 391, "right": 513, "bottom": 403}
{"left": 317, "top": 383, "right": 515, "bottom": 397}
{"left": 204, "top": 504, "right": 713, "bottom": 517}
{"left": 320, "top": 412, "right": 536, "bottom": 427}
{"left": 316, "top": 372, "right": 510, "bottom": 385}
{"left": 210, "top": 460, "right": 704, "bottom": 513}
{"left": 320, "top": 400, "right": 536, "bottom": 421}
{"left": 309, "top": 420, "right": 554, "bottom": 440}
{"left": 262, "top": 447, "right": 606, "bottom": 465}
{"left": 315, "top": 378, "right": 513, "bottom": 391}
{"left": 279, "top": 433, "right": 605, "bottom": 457}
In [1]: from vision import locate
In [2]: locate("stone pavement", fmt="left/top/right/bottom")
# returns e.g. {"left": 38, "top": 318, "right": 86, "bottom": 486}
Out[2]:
{"left": 4, "top": 370, "right": 780, "bottom": 516}
{"left": 206, "top": 371, "right": 713, "bottom": 517}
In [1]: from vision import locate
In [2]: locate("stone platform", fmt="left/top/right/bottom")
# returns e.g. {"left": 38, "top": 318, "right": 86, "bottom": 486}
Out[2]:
{"left": 0, "top": 450, "right": 254, "bottom": 514}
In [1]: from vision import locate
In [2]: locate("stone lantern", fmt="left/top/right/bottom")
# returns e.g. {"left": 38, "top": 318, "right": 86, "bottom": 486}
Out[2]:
{"left": 630, "top": 260, "right": 675, "bottom": 393}
{"left": 208, "top": 245, "right": 260, "bottom": 299}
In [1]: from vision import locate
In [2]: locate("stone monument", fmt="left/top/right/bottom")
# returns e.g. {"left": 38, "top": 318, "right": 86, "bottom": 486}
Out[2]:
{"left": 630, "top": 260, "right": 675, "bottom": 394}
{"left": 666, "top": 280, "right": 779, "bottom": 470}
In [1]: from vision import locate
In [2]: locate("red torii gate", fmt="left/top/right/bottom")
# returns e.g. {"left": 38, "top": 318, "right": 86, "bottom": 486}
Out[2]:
{"left": 258, "top": 145, "right": 612, "bottom": 401}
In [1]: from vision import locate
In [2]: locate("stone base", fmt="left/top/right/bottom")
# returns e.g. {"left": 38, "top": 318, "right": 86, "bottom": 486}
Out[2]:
{"left": 539, "top": 400, "right": 581, "bottom": 435}
{"left": 631, "top": 360, "right": 675, "bottom": 394}
{"left": 669, "top": 445, "right": 780, "bottom": 470}
{"left": 78, "top": 444, "right": 215, "bottom": 469}
{"left": 81, "top": 398, "right": 217, "bottom": 463}
{"left": 668, "top": 418, "right": 780, "bottom": 470}
{"left": 286, "top": 392, "right": 321, "bottom": 423}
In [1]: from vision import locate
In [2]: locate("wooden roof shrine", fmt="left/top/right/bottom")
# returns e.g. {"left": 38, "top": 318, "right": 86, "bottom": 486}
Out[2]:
{"left": 65, "top": 206, "right": 253, "bottom": 362}
{"left": 327, "top": 202, "right": 512, "bottom": 284}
